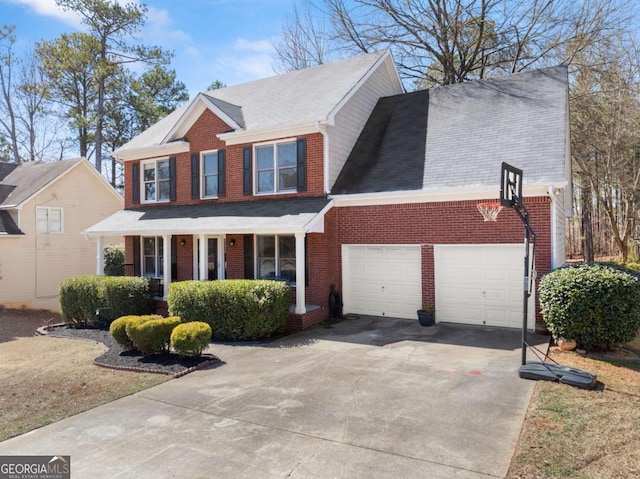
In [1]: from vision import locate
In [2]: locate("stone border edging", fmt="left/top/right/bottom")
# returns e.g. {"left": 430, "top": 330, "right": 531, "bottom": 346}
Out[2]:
{"left": 37, "top": 323, "right": 219, "bottom": 378}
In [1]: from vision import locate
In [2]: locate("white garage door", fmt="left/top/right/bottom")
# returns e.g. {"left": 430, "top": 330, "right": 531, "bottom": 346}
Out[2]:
{"left": 435, "top": 244, "right": 535, "bottom": 329}
{"left": 343, "top": 245, "right": 422, "bottom": 319}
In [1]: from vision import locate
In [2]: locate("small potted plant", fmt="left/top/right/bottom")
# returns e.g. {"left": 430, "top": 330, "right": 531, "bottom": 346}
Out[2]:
{"left": 417, "top": 303, "right": 435, "bottom": 327}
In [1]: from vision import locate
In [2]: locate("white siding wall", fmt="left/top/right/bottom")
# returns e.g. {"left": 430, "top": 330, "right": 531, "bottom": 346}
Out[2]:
{"left": 0, "top": 163, "right": 122, "bottom": 311}
{"left": 555, "top": 188, "right": 567, "bottom": 268}
{"left": 327, "top": 59, "right": 403, "bottom": 190}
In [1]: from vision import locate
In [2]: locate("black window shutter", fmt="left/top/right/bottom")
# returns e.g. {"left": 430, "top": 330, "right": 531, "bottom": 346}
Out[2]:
{"left": 191, "top": 153, "right": 199, "bottom": 199}
{"left": 297, "top": 138, "right": 307, "bottom": 191}
{"left": 169, "top": 156, "right": 176, "bottom": 201}
{"left": 218, "top": 149, "right": 226, "bottom": 197}
{"left": 171, "top": 236, "right": 178, "bottom": 281}
{"left": 132, "top": 236, "right": 140, "bottom": 276}
{"left": 132, "top": 163, "right": 140, "bottom": 204}
{"left": 243, "top": 147, "right": 252, "bottom": 195}
{"left": 243, "top": 235, "right": 254, "bottom": 279}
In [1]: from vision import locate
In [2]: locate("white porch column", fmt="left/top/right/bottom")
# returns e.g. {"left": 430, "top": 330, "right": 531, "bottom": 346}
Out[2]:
{"left": 163, "top": 234, "right": 171, "bottom": 299}
{"left": 198, "top": 234, "right": 206, "bottom": 280}
{"left": 95, "top": 236, "right": 104, "bottom": 275}
{"left": 295, "top": 232, "right": 306, "bottom": 314}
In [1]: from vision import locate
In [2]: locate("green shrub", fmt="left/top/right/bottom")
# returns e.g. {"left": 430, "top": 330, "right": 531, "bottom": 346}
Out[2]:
{"left": 168, "top": 280, "right": 290, "bottom": 341}
{"left": 59, "top": 275, "right": 153, "bottom": 329}
{"left": 171, "top": 321, "right": 212, "bottom": 357}
{"left": 104, "top": 245, "right": 125, "bottom": 276}
{"left": 539, "top": 263, "right": 640, "bottom": 350}
{"left": 110, "top": 315, "right": 162, "bottom": 350}
{"left": 126, "top": 316, "right": 182, "bottom": 354}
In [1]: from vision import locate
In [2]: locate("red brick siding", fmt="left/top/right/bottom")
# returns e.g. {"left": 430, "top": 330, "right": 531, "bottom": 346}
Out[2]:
{"left": 324, "top": 197, "right": 552, "bottom": 329}
{"left": 124, "top": 110, "right": 325, "bottom": 209}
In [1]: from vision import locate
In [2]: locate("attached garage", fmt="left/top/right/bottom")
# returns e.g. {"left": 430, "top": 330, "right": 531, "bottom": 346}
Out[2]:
{"left": 435, "top": 244, "right": 535, "bottom": 330}
{"left": 342, "top": 245, "right": 422, "bottom": 319}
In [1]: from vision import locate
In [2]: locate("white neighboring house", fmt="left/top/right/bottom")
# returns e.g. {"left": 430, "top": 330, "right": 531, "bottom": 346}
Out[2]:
{"left": 0, "top": 158, "right": 123, "bottom": 311}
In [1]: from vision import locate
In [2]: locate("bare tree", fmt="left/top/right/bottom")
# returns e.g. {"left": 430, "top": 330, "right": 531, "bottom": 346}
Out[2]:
{"left": 14, "top": 49, "right": 67, "bottom": 162}
{"left": 571, "top": 35, "right": 640, "bottom": 262}
{"left": 0, "top": 24, "right": 20, "bottom": 163}
{"left": 273, "top": 1, "right": 333, "bottom": 73}
{"left": 275, "top": 0, "right": 635, "bottom": 88}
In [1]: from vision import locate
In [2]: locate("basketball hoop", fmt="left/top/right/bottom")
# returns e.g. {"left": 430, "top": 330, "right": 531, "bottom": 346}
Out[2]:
{"left": 477, "top": 201, "right": 503, "bottom": 222}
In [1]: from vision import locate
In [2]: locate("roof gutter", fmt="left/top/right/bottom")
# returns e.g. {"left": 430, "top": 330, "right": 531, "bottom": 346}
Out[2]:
{"left": 112, "top": 141, "right": 190, "bottom": 162}
{"left": 330, "top": 183, "right": 567, "bottom": 207}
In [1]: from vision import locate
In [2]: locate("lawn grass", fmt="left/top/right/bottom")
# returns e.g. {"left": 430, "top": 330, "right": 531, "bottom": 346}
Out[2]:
{"left": 0, "top": 309, "right": 170, "bottom": 442}
{"left": 507, "top": 333, "right": 640, "bottom": 478}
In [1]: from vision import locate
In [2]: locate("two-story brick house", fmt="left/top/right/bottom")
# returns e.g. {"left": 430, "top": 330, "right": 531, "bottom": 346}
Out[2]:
{"left": 86, "top": 51, "right": 570, "bottom": 331}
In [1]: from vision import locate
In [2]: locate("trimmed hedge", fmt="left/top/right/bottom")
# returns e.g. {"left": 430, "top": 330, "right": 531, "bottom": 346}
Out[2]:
{"left": 110, "top": 315, "right": 162, "bottom": 350}
{"left": 126, "top": 316, "right": 182, "bottom": 354}
{"left": 59, "top": 275, "right": 154, "bottom": 329}
{"left": 539, "top": 263, "right": 640, "bottom": 350}
{"left": 171, "top": 321, "right": 212, "bottom": 357}
{"left": 104, "top": 245, "right": 125, "bottom": 276}
{"left": 168, "top": 280, "right": 290, "bottom": 340}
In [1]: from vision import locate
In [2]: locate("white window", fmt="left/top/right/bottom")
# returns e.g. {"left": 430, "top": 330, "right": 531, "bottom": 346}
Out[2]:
{"left": 142, "top": 236, "right": 164, "bottom": 277}
{"left": 36, "top": 207, "right": 63, "bottom": 234}
{"left": 142, "top": 159, "right": 170, "bottom": 202}
{"left": 257, "top": 235, "right": 296, "bottom": 284}
{"left": 255, "top": 140, "right": 297, "bottom": 194}
{"left": 201, "top": 151, "right": 219, "bottom": 198}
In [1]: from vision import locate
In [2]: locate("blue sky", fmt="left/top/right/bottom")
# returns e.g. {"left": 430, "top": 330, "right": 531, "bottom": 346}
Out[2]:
{"left": 2, "top": 0, "right": 294, "bottom": 96}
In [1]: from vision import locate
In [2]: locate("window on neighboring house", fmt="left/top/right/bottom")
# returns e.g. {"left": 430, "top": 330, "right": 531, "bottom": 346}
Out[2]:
{"left": 256, "top": 235, "right": 296, "bottom": 284}
{"left": 142, "top": 236, "right": 164, "bottom": 277}
{"left": 255, "top": 140, "right": 297, "bottom": 194}
{"left": 201, "top": 151, "right": 219, "bottom": 198}
{"left": 36, "top": 207, "right": 63, "bottom": 233}
{"left": 142, "top": 159, "right": 170, "bottom": 202}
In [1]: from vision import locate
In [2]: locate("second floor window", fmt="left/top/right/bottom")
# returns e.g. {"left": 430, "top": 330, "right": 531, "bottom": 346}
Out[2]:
{"left": 36, "top": 206, "right": 63, "bottom": 234}
{"left": 201, "top": 151, "right": 219, "bottom": 198}
{"left": 255, "top": 141, "right": 297, "bottom": 194}
{"left": 143, "top": 159, "right": 170, "bottom": 202}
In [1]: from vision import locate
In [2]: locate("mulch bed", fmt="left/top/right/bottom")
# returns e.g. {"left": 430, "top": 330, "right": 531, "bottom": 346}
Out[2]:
{"left": 45, "top": 326, "right": 219, "bottom": 378}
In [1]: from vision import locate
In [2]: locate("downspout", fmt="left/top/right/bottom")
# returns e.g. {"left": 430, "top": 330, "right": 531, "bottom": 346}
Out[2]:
{"left": 315, "top": 121, "right": 330, "bottom": 194}
{"left": 548, "top": 186, "right": 557, "bottom": 269}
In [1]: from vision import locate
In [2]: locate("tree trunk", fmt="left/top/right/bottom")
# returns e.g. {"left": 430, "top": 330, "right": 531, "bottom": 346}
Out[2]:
{"left": 581, "top": 181, "right": 594, "bottom": 263}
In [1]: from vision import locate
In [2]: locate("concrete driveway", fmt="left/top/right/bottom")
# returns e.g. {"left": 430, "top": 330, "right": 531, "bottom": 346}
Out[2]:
{"left": 0, "top": 316, "right": 547, "bottom": 478}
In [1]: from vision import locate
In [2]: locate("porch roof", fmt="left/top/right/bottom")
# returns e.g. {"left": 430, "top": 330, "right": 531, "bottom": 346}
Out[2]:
{"left": 84, "top": 196, "right": 332, "bottom": 237}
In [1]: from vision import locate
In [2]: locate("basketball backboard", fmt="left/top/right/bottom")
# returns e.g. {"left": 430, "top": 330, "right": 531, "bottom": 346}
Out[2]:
{"left": 500, "top": 162, "right": 523, "bottom": 208}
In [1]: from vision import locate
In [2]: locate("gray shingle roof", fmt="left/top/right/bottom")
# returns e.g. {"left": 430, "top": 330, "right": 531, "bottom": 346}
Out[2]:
{"left": 424, "top": 65, "right": 568, "bottom": 190}
{"left": 84, "top": 196, "right": 331, "bottom": 236}
{"left": 0, "top": 162, "right": 18, "bottom": 181}
{"left": 332, "top": 90, "right": 429, "bottom": 194}
{"left": 0, "top": 158, "right": 83, "bottom": 207}
{"left": 115, "top": 51, "right": 390, "bottom": 154}
{"left": 0, "top": 210, "right": 23, "bottom": 235}
{"left": 331, "top": 65, "right": 569, "bottom": 195}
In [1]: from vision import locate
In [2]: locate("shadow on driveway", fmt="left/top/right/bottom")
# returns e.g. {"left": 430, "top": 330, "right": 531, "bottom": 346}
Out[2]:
{"left": 274, "top": 314, "right": 549, "bottom": 352}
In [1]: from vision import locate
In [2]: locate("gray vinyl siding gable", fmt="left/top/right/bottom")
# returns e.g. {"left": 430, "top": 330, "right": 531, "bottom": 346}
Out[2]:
{"left": 328, "top": 61, "right": 403, "bottom": 190}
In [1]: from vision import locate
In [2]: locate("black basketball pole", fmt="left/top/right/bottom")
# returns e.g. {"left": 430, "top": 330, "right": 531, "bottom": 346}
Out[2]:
{"left": 512, "top": 198, "right": 534, "bottom": 366}
{"left": 522, "top": 212, "right": 530, "bottom": 366}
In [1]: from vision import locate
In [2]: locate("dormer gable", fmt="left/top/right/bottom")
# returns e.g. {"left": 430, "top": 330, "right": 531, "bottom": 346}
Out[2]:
{"left": 164, "top": 93, "right": 244, "bottom": 143}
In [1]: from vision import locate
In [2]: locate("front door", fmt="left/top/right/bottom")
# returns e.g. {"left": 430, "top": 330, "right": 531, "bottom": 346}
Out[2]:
{"left": 195, "top": 236, "right": 223, "bottom": 280}
{"left": 207, "top": 238, "right": 218, "bottom": 280}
